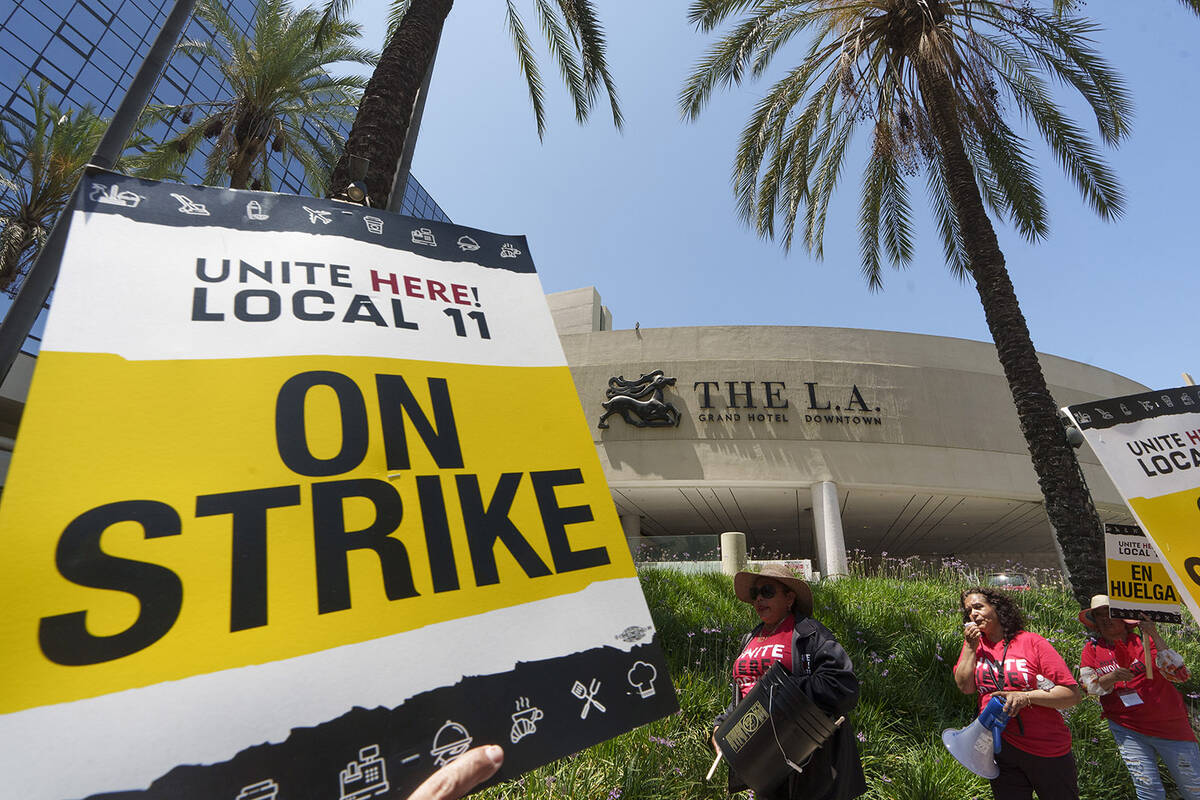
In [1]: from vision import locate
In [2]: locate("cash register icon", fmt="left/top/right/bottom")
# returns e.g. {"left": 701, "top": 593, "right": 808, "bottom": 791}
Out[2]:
{"left": 339, "top": 744, "right": 389, "bottom": 800}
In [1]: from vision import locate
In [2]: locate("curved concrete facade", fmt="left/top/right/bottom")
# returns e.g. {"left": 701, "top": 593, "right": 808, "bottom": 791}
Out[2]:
{"left": 558, "top": 315, "right": 1147, "bottom": 570}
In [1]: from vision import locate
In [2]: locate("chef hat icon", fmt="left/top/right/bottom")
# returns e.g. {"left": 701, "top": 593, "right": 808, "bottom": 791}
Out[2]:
{"left": 431, "top": 720, "right": 473, "bottom": 765}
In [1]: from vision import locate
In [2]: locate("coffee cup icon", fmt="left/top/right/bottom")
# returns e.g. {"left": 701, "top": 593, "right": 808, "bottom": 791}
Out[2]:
{"left": 510, "top": 702, "right": 544, "bottom": 743}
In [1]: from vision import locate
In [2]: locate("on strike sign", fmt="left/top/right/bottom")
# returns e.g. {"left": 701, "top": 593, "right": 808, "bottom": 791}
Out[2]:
{"left": 1064, "top": 386, "right": 1200, "bottom": 625}
{"left": 0, "top": 171, "right": 676, "bottom": 799}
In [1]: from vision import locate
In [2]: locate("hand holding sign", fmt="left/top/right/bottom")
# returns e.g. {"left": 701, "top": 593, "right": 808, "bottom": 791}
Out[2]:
{"left": 406, "top": 746, "right": 503, "bottom": 800}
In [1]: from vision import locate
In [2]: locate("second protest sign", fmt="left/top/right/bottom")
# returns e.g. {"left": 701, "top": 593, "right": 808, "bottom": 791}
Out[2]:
{"left": 1103, "top": 523, "right": 1182, "bottom": 623}
{"left": 1064, "top": 386, "right": 1200, "bottom": 625}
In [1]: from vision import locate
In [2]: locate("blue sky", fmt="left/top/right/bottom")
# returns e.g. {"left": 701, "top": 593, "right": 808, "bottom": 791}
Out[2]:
{"left": 346, "top": 0, "right": 1198, "bottom": 392}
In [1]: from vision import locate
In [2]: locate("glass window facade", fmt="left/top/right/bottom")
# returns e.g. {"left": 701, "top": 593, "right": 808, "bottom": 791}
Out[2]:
{"left": 0, "top": 0, "right": 450, "bottom": 348}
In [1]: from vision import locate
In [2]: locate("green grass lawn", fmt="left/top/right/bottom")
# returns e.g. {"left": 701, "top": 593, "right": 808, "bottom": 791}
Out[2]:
{"left": 477, "top": 562, "right": 1200, "bottom": 799}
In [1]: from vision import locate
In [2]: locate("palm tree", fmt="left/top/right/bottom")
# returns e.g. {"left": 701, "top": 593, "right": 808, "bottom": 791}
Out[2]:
{"left": 324, "top": 0, "right": 622, "bottom": 208}
{"left": 681, "top": 0, "right": 1132, "bottom": 606}
{"left": 143, "top": 0, "right": 376, "bottom": 193}
{"left": 0, "top": 82, "right": 168, "bottom": 296}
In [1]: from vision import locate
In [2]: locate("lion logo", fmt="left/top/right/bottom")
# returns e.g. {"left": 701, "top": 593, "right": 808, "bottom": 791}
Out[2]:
{"left": 597, "top": 370, "right": 682, "bottom": 429}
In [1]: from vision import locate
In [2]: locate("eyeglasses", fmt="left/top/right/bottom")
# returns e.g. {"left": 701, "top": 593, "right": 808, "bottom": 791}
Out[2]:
{"left": 749, "top": 583, "right": 781, "bottom": 600}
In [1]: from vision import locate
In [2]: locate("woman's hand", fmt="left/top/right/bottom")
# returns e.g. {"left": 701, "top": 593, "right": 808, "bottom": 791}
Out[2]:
{"left": 953, "top": 626, "right": 980, "bottom": 694}
{"left": 1097, "top": 666, "right": 1135, "bottom": 692}
{"left": 1138, "top": 617, "right": 1167, "bottom": 651}
{"left": 994, "top": 684, "right": 1080, "bottom": 713}
{"left": 994, "top": 690, "right": 1033, "bottom": 716}
{"left": 406, "top": 745, "right": 503, "bottom": 800}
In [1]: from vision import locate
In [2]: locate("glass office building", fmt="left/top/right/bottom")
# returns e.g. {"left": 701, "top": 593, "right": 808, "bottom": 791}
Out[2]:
{"left": 0, "top": 0, "right": 450, "bottom": 216}
{"left": 0, "top": 0, "right": 449, "bottom": 346}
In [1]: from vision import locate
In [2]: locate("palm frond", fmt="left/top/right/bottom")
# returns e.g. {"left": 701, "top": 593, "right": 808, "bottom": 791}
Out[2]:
{"left": 505, "top": 0, "right": 548, "bottom": 140}
{"left": 688, "top": 0, "right": 766, "bottom": 33}
{"left": 679, "top": 6, "right": 799, "bottom": 121}
{"left": 559, "top": 0, "right": 623, "bottom": 129}
{"left": 535, "top": 0, "right": 588, "bottom": 124}
{"left": 1053, "top": 0, "right": 1199, "bottom": 17}
{"left": 924, "top": 145, "right": 970, "bottom": 280}
{"left": 968, "top": 112, "right": 1047, "bottom": 241}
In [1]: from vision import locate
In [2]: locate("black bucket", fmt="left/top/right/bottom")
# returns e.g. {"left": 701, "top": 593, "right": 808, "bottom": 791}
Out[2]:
{"left": 714, "top": 662, "right": 841, "bottom": 796}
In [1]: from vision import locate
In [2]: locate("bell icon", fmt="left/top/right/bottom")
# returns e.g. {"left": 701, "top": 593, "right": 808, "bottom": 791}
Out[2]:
{"left": 942, "top": 695, "right": 1010, "bottom": 779}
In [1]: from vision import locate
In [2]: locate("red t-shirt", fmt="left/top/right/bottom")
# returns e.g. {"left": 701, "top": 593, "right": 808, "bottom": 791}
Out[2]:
{"left": 1080, "top": 633, "right": 1196, "bottom": 741}
{"left": 733, "top": 616, "right": 795, "bottom": 699}
{"left": 954, "top": 630, "right": 1077, "bottom": 757}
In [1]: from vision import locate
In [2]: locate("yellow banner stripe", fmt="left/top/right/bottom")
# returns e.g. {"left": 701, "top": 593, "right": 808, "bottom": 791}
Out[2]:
{"left": 0, "top": 353, "right": 632, "bottom": 713}
{"left": 1128, "top": 489, "right": 1200, "bottom": 612}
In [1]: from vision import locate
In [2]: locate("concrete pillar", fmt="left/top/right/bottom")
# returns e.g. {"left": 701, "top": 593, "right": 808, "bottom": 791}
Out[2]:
{"left": 811, "top": 481, "right": 848, "bottom": 580}
{"left": 619, "top": 514, "right": 642, "bottom": 539}
{"left": 620, "top": 514, "right": 644, "bottom": 560}
{"left": 720, "top": 532, "right": 747, "bottom": 576}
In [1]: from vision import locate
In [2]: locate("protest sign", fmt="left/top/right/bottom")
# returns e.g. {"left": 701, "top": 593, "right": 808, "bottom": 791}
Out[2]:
{"left": 1103, "top": 523, "right": 1182, "bottom": 623}
{"left": 0, "top": 170, "right": 677, "bottom": 800}
{"left": 1063, "top": 386, "right": 1200, "bottom": 624}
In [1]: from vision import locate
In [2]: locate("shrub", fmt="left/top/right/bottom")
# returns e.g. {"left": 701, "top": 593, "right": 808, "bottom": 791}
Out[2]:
{"left": 475, "top": 567, "right": 1199, "bottom": 799}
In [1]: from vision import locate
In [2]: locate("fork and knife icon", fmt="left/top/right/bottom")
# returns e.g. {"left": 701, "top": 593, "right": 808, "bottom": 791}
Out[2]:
{"left": 570, "top": 679, "right": 606, "bottom": 719}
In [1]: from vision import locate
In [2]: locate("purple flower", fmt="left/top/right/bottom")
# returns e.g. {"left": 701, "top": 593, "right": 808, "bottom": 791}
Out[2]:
{"left": 649, "top": 735, "right": 676, "bottom": 747}
{"left": 857, "top": 731, "right": 867, "bottom": 742}
{"left": 607, "top": 788, "right": 623, "bottom": 800}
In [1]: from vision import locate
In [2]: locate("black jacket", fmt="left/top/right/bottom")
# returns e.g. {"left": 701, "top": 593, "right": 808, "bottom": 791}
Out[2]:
{"left": 715, "top": 617, "right": 867, "bottom": 800}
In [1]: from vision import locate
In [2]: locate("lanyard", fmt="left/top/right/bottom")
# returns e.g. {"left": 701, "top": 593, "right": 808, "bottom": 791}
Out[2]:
{"left": 982, "top": 639, "right": 1012, "bottom": 692}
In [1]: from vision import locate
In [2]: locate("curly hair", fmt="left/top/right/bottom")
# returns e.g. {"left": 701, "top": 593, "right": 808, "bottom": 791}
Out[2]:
{"left": 960, "top": 587, "right": 1026, "bottom": 641}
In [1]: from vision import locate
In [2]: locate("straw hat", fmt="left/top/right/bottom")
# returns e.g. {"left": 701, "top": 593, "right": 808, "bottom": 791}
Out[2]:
{"left": 733, "top": 564, "right": 814, "bottom": 618}
{"left": 1078, "top": 594, "right": 1138, "bottom": 629}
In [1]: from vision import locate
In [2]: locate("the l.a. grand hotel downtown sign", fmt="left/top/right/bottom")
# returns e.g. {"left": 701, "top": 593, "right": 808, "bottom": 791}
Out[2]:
{"left": 596, "top": 369, "right": 885, "bottom": 430}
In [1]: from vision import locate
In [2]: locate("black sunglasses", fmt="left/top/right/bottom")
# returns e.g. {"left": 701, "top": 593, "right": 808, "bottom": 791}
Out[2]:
{"left": 749, "top": 583, "right": 783, "bottom": 600}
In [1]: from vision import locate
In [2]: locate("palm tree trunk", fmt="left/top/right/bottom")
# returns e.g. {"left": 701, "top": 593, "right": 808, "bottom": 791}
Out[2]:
{"left": 329, "top": 0, "right": 453, "bottom": 208}
{"left": 229, "top": 148, "right": 255, "bottom": 190}
{"left": 914, "top": 61, "right": 1104, "bottom": 607}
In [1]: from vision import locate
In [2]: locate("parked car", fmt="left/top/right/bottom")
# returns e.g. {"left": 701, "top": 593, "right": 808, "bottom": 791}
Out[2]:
{"left": 986, "top": 572, "right": 1033, "bottom": 591}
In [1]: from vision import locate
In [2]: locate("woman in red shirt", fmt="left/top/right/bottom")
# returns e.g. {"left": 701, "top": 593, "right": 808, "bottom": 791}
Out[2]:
{"left": 1078, "top": 594, "right": 1200, "bottom": 800}
{"left": 953, "top": 587, "right": 1082, "bottom": 800}
{"left": 712, "top": 564, "right": 865, "bottom": 800}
